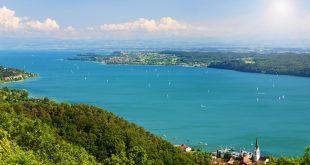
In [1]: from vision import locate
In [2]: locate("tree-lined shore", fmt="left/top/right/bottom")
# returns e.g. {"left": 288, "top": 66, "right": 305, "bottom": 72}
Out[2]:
{"left": 0, "top": 66, "right": 37, "bottom": 83}
{"left": 68, "top": 51, "right": 310, "bottom": 77}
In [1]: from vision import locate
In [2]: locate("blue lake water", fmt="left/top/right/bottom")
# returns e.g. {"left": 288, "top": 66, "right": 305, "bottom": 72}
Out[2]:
{"left": 0, "top": 50, "right": 309, "bottom": 156}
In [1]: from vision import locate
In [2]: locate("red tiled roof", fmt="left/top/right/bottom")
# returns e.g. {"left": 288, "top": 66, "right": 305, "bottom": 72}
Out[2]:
{"left": 243, "top": 156, "right": 252, "bottom": 164}
{"left": 180, "top": 145, "right": 188, "bottom": 149}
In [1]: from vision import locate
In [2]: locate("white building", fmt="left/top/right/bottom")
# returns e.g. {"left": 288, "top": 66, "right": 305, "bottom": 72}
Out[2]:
{"left": 178, "top": 144, "right": 192, "bottom": 152}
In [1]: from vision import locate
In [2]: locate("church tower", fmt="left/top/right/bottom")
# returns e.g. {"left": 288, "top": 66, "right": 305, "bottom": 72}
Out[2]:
{"left": 253, "top": 137, "right": 260, "bottom": 162}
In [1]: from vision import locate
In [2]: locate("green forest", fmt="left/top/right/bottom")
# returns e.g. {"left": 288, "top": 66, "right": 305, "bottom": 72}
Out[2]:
{"left": 0, "top": 87, "right": 213, "bottom": 164}
{"left": 163, "top": 51, "right": 310, "bottom": 77}
{"left": 207, "top": 53, "right": 310, "bottom": 77}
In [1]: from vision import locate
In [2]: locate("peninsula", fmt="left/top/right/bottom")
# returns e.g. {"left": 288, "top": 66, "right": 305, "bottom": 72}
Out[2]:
{"left": 68, "top": 51, "right": 310, "bottom": 77}
{"left": 0, "top": 66, "right": 37, "bottom": 83}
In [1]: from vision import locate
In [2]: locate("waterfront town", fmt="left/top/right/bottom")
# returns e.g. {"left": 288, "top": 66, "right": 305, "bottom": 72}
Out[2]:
{"left": 177, "top": 138, "right": 270, "bottom": 165}
{"left": 0, "top": 66, "right": 37, "bottom": 83}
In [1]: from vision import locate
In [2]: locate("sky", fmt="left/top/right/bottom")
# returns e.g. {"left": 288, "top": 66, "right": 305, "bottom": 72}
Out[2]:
{"left": 1, "top": 0, "right": 310, "bottom": 47}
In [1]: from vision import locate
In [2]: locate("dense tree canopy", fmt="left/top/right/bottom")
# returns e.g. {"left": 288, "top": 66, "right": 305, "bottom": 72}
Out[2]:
{"left": 0, "top": 87, "right": 208, "bottom": 164}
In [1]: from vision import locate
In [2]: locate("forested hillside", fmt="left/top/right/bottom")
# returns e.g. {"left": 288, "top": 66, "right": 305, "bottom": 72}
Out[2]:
{"left": 0, "top": 88, "right": 211, "bottom": 164}
{"left": 208, "top": 53, "right": 310, "bottom": 77}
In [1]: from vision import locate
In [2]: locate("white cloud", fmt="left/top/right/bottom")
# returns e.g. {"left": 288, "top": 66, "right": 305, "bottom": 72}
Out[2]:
{"left": 158, "top": 17, "right": 187, "bottom": 31}
{"left": 101, "top": 18, "right": 156, "bottom": 32}
{"left": 1, "top": 4, "right": 308, "bottom": 45}
{"left": 26, "top": 18, "right": 60, "bottom": 31}
{"left": 64, "top": 26, "right": 75, "bottom": 32}
{"left": 86, "top": 27, "right": 94, "bottom": 31}
{"left": 100, "top": 17, "right": 187, "bottom": 32}
{"left": 0, "top": 6, "right": 20, "bottom": 30}
{"left": 0, "top": 6, "right": 61, "bottom": 33}
{"left": 0, "top": 6, "right": 194, "bottom": 40}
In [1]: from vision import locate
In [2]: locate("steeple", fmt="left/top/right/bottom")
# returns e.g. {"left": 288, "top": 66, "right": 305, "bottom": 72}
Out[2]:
{"left": 254, "top": 137, "right": 261, "bottom": 162}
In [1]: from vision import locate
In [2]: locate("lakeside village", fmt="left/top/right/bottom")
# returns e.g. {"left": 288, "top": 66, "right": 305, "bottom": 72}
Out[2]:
{"left": 0, "top": 66, "right": 37, "bottom": 83}
{"left": 175, "top": 138, "right": 270, "bottom": 165}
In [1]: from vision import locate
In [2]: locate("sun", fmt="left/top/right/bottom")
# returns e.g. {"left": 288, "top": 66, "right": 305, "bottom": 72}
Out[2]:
{"left": 274, "top": 1, "right": 290, "bottom": 14}
{"left": 264, "top": 0, "right": 299, "bottom": 33}
{"left": 270, "top": 0, "right": 294, "bottom": 17}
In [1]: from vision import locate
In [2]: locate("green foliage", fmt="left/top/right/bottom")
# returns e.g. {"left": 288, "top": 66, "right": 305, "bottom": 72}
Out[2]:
{"left": 0, "top": 102, "right": 100, "bottom": 164}
{"left": 128, "top": 146, "right": 149, "bottom": 165}
{"left": 69, "top": 52, "right": 179, "bottom": 66}
{"left": 302, "top": 147, "right": 310, "bottom": 165}
{"left": 69, "top": 51, "right": 310, "bottom": 77}
{"left": 0, "top": 88, "right": 196, "bottom": 164}
{"left": 0, "top": 66, "right": 37, "bottom": 83}
{"left": 0, "top": 129, "right": 41, "bottom": 165}
{"left": 104, "top": 152, "right": 129, "bottom": 165}
{"left": 269, "top": 157, "right": 301, "bottom": 165}
{"left": 207, "top": 53, "right": 310, "bottom": 77}
{"left": 223, "top": 152, "right": 232, "bottom": 160}
{"left": 267, "top": 147, "right": 310, "bottom": 165}
{"left": 185, "top": 151, "right": 212, "bottom": 165}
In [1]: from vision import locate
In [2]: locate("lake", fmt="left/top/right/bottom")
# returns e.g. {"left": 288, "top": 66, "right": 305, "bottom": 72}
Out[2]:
{"left": 1, "top": 50, "right": 309, "bottom": 156}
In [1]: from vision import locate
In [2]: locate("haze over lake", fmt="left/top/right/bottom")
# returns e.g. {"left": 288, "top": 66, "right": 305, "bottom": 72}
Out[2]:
{"left": 1, "top": 51, "right": 309, "bottom": 156}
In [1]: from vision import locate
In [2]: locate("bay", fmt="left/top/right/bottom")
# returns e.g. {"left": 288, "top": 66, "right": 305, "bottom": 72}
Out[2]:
{"left": 0, "top": 50, "right": 309, "bottom": 156}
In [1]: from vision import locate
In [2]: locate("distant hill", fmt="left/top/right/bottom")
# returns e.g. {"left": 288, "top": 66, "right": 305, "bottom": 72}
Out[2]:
{"left": 162, "top": 51, "right": 310, "bottom": 77}
{"left": 68, "top": 51, "right": 310, "bottom": 77}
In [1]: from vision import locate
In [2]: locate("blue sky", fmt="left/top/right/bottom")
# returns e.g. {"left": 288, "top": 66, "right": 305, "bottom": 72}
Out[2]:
{"left": 1, "top": 0, "right": 310, "bottom": 47}
{"left": 0, "top": 0, "right": 266, "bottom": 26}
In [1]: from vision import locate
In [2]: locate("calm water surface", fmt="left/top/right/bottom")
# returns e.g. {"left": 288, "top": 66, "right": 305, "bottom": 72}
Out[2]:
{"left": 0, "top": 51, "right": 309, "bottom": 156}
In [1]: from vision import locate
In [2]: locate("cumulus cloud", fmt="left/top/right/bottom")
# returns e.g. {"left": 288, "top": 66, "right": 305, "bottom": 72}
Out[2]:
{"left": 158, "top": 17, "right": 187, "bottom": 31}
{"left": 26, "top": 18, "right": 60, "bottom": 31}
{"left": 101, "top": 18, "right": 156, "bottom": 32}
{"left": 0, "top": 6, "right": 60, "bottom": 32}
{"left": 0, "top": 6, "right": 20, "bottom": 30}
{"left": 100, "top": 17, "right": 187, "bottom": 32}
{"left": 0, "top": 6, "right": 193, "bottom": 39}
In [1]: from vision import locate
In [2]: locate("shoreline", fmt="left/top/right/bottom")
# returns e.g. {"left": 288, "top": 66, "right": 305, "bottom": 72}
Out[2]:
{"left": 0, "top": 85, "right": 303, "bottom": 158}
{"left": 1, "top": 79, "right": 27, "bottom": 84}
{"left": 76, "top": 59, "right": 310, "bottom": 78}
{"left": 1, "top": 60, "right": 308, "bottom": 158}
{"left": 0, "top": 76, "right": 39, "bottom": 85}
